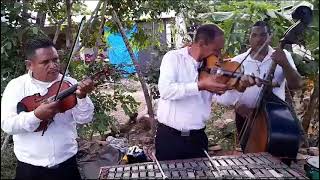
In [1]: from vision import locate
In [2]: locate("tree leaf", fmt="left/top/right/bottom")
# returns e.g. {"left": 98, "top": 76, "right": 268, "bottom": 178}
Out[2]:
{"left": 14, "top": 2, "right": 22, "bottom": 9}
{"left": 6, "top": 42, "right": 12, "bottom": 50}
{"left": 32, "top": 27, "right": 38, "bottom": 34}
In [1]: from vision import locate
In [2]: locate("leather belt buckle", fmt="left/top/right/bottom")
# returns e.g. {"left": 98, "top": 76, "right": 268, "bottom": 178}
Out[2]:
{"left": 181, "top": 129, "right": 190, "bottom": 137}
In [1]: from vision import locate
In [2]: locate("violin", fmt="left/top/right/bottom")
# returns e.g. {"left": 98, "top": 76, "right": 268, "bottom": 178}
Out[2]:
{"left": 17, "top": 68, "right": 110, "bottom": 132}
{"left": 199, "top": 55, "right": 279, "bottom": 91}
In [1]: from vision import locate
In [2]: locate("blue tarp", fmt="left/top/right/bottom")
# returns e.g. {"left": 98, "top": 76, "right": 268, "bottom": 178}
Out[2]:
{"left": 104, "top": 25, "right": 138, "bottom": 74}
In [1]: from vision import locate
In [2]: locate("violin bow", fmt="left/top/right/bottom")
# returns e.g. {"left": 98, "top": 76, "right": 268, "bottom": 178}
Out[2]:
{"left": 40, "top": 16, "right": 86, "bottom": 136}
{"left": 54, "top": 16, "right": 86, "bottom": 101}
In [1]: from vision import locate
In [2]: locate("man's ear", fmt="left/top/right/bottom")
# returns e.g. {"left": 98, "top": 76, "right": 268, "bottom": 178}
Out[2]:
{"left": 25, "top": 60, "right": 32, "bottom": 71}
{"left": 198, "top": 39, "right": 207, "bottom": 47}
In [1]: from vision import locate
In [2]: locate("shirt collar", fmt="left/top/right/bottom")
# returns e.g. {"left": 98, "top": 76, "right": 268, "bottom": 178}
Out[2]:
{"left": 28, "top": 70, "right": 62, "bottom": 86}
{"left": 182, "top": 47, "right": 201, "bottom": 69}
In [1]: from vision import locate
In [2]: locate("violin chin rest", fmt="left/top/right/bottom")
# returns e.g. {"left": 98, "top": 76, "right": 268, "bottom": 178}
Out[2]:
{"left": 17, "top": 102, "right": 27, "bottom": 114}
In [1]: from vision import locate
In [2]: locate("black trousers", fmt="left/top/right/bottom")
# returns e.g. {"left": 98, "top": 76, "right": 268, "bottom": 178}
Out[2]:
{"left": 15, "top": 155, "right": 81, "bottom": 180}
{"left": 155, "top": 123, "right": 208, "bottom": 161}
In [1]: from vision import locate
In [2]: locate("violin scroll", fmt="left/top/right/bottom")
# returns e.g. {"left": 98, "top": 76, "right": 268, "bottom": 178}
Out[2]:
{"left": 280, "top": 6, "right": 313, "bottom": 48}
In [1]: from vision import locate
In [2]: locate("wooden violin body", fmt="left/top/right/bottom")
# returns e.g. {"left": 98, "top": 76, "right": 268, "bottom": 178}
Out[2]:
{"left": 17, "top": 80, "right": 77, "bottom": 132}
{"left": 16, "top": 67, "right": 110, "bottom": 132}
{"left": 199, "top": 55, "right": 243, "bottom": 89}
{"left": 199, "top": 55, "right": 277, "bottom": 91}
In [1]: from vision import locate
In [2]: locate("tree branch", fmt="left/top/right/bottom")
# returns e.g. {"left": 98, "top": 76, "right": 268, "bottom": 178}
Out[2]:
{"left": 66, "top": 0, "right": 72, "bottom": 49}
{"left": 111, "top": 9, "right": 154, "bottom": 118}
{"left": 87, "top": 0, "right": 103, "bottom": 28}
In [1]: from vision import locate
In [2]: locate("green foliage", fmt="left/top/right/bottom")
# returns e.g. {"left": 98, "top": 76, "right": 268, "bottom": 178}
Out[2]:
{"left": 1, "top": 1, "right": 50, "bottom": 96}
{"left": 198, "top": 1, "right": 279, "bottom": 56}
{"left": 69, "top": 60, "right": 140, "bottom": 140}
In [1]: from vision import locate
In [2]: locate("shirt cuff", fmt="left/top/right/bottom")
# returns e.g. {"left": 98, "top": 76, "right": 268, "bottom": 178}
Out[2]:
{"left": 77, "top": 96, "right": 90, "bottom": 106}
{"left": 185, "top": 82, "right": 199, "bottom": 95}
{"left": 24, "top": 111, "right": 42, "bottom": 132}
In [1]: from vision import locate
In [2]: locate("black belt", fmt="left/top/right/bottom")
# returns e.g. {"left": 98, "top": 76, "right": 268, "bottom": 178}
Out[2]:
{"left": 46, "top": 155, "right": 76, "bottom": 169}
{"left": 158, "top": 123, "right": 205, "bottom": 137}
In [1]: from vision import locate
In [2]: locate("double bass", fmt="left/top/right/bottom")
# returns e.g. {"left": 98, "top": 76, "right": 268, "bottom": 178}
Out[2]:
{"left": 238, "top": 6, "right": 313, "bottom": 163}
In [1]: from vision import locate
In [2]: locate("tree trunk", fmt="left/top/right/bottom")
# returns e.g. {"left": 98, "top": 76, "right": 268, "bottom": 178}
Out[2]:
{"left": 93, "top": 1, "right": 107, "bottom": 59}
{"left": 65, "top": 0, "right": 72, "bottom": 49}
{"left": 36, "top": 12, "right": 46, "bottom": 27}
{"left": 111, "top": 10, "right": 154, "bottom": 118}
{"left": 302, "top": 75, "right": 319, "bottom": 133}
{"left": 21, "top": 0, "right": 31, "bottom": 27}
{"left": 53, "top": 19, "right": 66, "bottom": 45}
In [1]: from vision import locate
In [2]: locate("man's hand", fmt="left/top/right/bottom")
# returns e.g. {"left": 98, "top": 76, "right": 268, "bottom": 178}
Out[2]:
{"left": 198, "top": 75, "right": 229, "bottom": 94}
{"left": 271, "top": 48, "right": 290, "bottom": 68}
{"left": 34, "top": 101, "right": 59, "bottom": 121}
{"left": 236, "top": 74, "right": 261, "bottom": 92}
{"left": 76, "top": 79, "right": 94, "bottom": 99}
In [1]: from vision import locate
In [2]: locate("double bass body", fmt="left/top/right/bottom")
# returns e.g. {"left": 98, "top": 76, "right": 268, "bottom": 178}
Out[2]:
{"left": 240, "top": 92, "right": 301, "bottom": 159}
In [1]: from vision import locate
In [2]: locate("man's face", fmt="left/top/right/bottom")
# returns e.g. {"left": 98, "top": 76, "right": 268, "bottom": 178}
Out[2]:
{"left": 249, "top": 26, "right": 270, "bottom": 52}
{"left": 201, "top": 35, "right": 225, "bottom": 59}
{"left": 28, "top": 46, "right": 60, "bottom": 82}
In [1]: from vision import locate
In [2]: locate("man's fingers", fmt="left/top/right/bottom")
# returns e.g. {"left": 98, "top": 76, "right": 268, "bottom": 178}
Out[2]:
{"left": 248, "top": 76, "right": 255, "bottom": 85}
{"left": 75, "top": 89, "right": 81, "bottom": 95}
{"left": 240, "top": 75, "right": 249, "bottom": 87}
{"left": 212, "top": 81, "right": 228, "bottom": 90}
{"left": 255, "top": 78, "right": 262, "bottom": 87}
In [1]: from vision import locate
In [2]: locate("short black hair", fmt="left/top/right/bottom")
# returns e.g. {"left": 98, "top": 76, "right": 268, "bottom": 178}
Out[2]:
{"left": 194, "top": 24, "right": 224, "bottom": 44}
{"left": 252, "top": 21, "right": 271, "bottom": 34}
{"left": 24, "top": 37, "right": 55, "bottom": 59}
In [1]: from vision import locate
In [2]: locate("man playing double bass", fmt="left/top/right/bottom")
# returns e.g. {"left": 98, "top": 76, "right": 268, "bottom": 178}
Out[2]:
{"left": 1, "top": 37, "right": 95, "bottom": 179}
{"left": 214, "top": 21, "right": 303, "bottom": 150}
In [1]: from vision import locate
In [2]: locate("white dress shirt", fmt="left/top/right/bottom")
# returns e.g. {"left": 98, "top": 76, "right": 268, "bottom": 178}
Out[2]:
{"left": 157, "top": 47, "right": 213, "bottom": 131}
{"left": 214, "top": 46, "right": 297, "bottom": 108}
{"left": 1, "top": 71, "right": 94, "bottom": 167}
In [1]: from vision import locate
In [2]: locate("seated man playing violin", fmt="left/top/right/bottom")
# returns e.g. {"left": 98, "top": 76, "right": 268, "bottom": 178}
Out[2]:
{"left": 155, "top": 24, "right": 259, "bottom": 161}
{"left": 1, "top": 37, "right": 95, "bottom": 180}
{"left": 214, "top": 21, "right": 303, "bottom": 149}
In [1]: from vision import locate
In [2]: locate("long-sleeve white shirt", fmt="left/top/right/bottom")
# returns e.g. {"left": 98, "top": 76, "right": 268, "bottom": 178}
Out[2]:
{"left": 1, "top": 71, "right": 94, "bottom": 167}
{"left": 157, "top": 47, "right": 213, "bottom": 131}
{"left": 214, "top": 46, "right": 297, "bottom": 109}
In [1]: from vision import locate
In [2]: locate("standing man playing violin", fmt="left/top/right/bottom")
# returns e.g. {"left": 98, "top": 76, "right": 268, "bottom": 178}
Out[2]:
{"left": 1, "top": 37, "right": 95, "bottom": 180}
{"left": 214, "top": 21, "right": 303, "bottom": 150}
{"left": 156, "top": 24, "right": 259, "bottom": 161}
